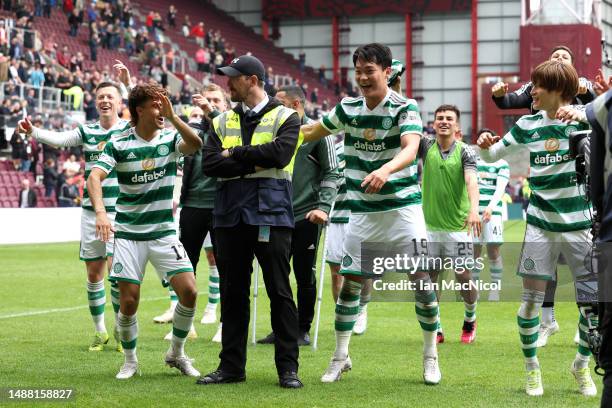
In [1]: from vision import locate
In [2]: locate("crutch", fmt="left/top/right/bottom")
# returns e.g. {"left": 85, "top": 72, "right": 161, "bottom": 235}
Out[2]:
{"left": 313, "top": 217, "right": 332, "bottom": 351}
{"left": 251, "top": 260, "right": 260, "bottom": 345}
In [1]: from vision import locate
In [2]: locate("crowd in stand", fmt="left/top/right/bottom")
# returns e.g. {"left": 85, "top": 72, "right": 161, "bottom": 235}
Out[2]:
{"left": 0, "top": 0, "right": 365, "bottom": 208}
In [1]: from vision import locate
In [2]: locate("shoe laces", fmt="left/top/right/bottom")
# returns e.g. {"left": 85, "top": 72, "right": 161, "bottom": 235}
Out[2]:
{"left": 526, "top": 370, "right": 540, "bottom": 388}
{"left": 326, "top": 357, "right": 347, "bottom": 374}
{"left": 424, "top": 356, "right": 438, "bottom": 372}
{"left": 91, "top": 333, "right": 106, "bottom": 345}
{"left": 573, "top": 366, "right": 593, "bottom": 387}
{"left": 119, "top": 362, "right": 137, "bottom": 375}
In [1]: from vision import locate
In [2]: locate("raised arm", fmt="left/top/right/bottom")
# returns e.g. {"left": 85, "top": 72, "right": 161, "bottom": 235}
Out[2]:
{"left": 157, "top": 93, "right": 202, "bottom": 155}
{"left": 19, "top": 117, "right": 82, "bottom": 148}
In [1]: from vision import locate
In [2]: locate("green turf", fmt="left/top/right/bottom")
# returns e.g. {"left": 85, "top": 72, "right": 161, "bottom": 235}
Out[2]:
{"left": 0, "top": 221, "right": 601, "bottom": 407}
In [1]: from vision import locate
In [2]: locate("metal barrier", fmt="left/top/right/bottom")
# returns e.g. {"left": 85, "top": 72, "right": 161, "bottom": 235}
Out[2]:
{"left": 0, "top": 82, "right": 77, "bottom": 113}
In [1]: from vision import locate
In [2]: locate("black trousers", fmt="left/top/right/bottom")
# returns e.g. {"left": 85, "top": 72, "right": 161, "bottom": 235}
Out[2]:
{"left": 214, "top": 223, "right": 299, "bottom": 375}
{"left": 599, "top": 245, "right": 612, "bottom": 408}
{"left": 291, "top": 219, "right": 322, "bottom": 333}
{"left": 178, "top": 206, "right": 214, "bottom": 274}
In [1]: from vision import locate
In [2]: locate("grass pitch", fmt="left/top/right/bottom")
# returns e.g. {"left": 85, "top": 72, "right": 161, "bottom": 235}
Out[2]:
{"left": 0, "top": 221, "right": 601, "bottom": 407}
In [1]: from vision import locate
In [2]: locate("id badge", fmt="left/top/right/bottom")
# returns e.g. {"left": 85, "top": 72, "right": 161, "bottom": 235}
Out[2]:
{"left": 258, "top": 225, "right": 270, "bottom": 243}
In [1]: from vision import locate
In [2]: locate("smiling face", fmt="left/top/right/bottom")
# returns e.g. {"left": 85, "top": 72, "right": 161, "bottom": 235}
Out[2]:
{"left": 136, "top": 97, "right": 165, "bottom": 130}
{"left": 433, "top": 110, "right": 459, "bottom": 138}
{"left": 530, "top": 84, "right": 561, "bottom": 111}
{"left": 95, "top": 85, "right": 122, "bottom": 120}
{"left": 354, "top": 59, "right": 389, "bottom": 102}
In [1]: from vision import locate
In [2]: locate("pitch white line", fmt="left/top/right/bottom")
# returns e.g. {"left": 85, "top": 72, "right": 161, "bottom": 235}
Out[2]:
{"left": 0, "top": 292, "right": 208, "bottom": 320}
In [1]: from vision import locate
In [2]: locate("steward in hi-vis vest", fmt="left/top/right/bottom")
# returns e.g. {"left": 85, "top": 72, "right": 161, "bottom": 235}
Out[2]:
{"left": 201, "top": 55, "right": 304, "bottom": 389}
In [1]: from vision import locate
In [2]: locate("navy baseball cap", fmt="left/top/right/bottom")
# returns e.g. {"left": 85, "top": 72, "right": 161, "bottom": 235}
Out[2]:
{"left": 217, "top": 55, "right": 265, "bottom": 81}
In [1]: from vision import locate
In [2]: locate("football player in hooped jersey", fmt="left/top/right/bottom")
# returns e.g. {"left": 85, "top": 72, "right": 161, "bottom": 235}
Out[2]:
{"left": 301, "top": 43, "right": 442, "bottom": 385}
{"left": 17, "top": 60, "right": 132, "bottom": 353}
{"left": 472, "top": 128, "right": 510, "bottom": 302}
{"left": 478, "top": 61, "right": 598, "bottom": 397}
{"left": 88, "top": 84, "right": 202, "bottom": 380}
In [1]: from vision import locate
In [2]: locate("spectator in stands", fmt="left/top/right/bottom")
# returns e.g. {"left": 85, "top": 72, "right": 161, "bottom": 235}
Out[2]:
{"left": 195, "top": 47, "right": 209, "bottom": 72}
{"left": 68, "top": 8, "right": 80, "bottom": 37}
{"left": 121, "top": 2, "right": 132, "bottom": 28}
{"left": 123, "top": 27, "right": 135, "bottom": 56}
{"left": 83, "top": 91, "right": 98, "bottom": 120}
{"left": 167, "top": 5, "right": 177, "bottom": 28}
{"left": 57, "top": 45, "right": 70, "bottom": 69}
{"left": 298, "top": 51, "right": 306, "bottom": 72}
{"left": 424, "top": 121, "right": 435, "bottom": 135}
{"left": 145, "top": 10, "right": 154, "bottom": 36}
{"left": 182, "top": 15, "right": 191, "bottom": 37}
{"left": 89, "top": 33, "right": 99, "bottom": 62}
{"left": 9, "top": 35, "right": 22, "bottom": 60}
{"left": 10, "top": 130, "right": 28, "bottom": 171}
{"left": 86, "top": 2, "right": 97, "bottom": 24}
{"left": 153, "top": 11, "right": 164, "bottom": 33}
{"left": 43, "top": 160, "right": 58, "bottom": 198}
{"left": 43, "top": 0, "right": 51, "bottom": 18}
{"left": 43, "top": 65, "right": 56, "bottom": 87}
{"left": 34, "top": 0, "right": 43, "bottom": 17}
{"left": 191, "top": 21, "right": 205, "bottom": 47}
{"left": 0, "top": 52, "right": 8, "bottom": 82}
{"left": 162, "top": 46, "right": 173, "bottom": 68}
{"left": 108, "top": 24, "right": 121, "bottom": 50}
{"left": 25, "top": 88, "right": 36, "bottom": 107}
{"left": 18, "top": 179, "right": 37, "bottom": 208}
{"left": 62, "top": 153, "right": 80, "bottom": 175}
{"left": 310, "top": 87, "right": 318, "bottom": 104}
{"left": 29, "top": 63, "right": 44, "bottom": 88}
{"left": 318, "top": 65, "right": 326, "bottom": 85}
{"left": 0, "top": 20, "right": 7, "bottom": 54}
{"left": 213, "top": 52, "right": 223, "bottom": 70}
{"left": 3, "top": 58, "right": 15, "bottom": 84}
{"left": 70, "top": 51, "right": 85, "bottom": 72}
{"left": 63, "top": 0, "right": 74, "bottom": 16}
{"left": 58, "top": 172, "right": 79, "bottom": 207}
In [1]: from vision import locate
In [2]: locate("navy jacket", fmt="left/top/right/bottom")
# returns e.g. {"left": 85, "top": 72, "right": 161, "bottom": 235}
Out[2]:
{"left": 202, "top": 97, "right": 301, "bottom": 228}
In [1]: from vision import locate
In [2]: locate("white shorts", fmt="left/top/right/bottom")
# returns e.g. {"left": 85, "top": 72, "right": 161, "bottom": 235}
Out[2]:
{"left": 518, "top": 224, "right": 592, "bottom": 281}
{"left": 427, "top": 230, "right": 474, "bottom": 260}
{"left": 341, "top": 205, "right": 427, "bottom": 276}
{"left": 79, "top": 209, "right": 115, "bottom": 261}
{"left": 203, "top": 232, "right": 213, "bottom": 250}
{"left": 326, "top": 222, "right": 348, "bottom": 265}
{"left": 473, "top": 215, "right": 504, "bottom": 245}
{"left": 109, "top": 235, "right": 194, "bottom": 285}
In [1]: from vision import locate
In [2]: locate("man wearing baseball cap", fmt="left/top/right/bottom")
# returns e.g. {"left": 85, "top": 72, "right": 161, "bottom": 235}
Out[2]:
{"left": 200, "top": 55, "right": 303, "bottom": 388}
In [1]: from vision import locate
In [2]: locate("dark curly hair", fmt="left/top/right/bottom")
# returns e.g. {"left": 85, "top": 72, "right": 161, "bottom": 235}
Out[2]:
{"left": 128, "top": 83, "right": 167, "bottom": 126}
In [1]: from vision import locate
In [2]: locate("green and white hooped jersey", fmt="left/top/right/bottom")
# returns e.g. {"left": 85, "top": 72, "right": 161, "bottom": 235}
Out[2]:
{"left": 81, "top": 120, "right": 131, "bottom": 212}
{"left": 330, "top": 138, "right": 349, "bottom": 223}
{"left": 500, "top": 112, "right": 591, "bottom": 232}
{"left": 93, "top": 127, "right": 183, "bottom": 241}
{"left": 476, "top": 157, "right": 509, "bottom": 216}
{"left": 321, "top": 90, "right": 423, "bottom": 214}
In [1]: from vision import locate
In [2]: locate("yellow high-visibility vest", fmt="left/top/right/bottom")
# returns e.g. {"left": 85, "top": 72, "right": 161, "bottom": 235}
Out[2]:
{"left": 212, "top": 105, "right": 302, "bottom": 181}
